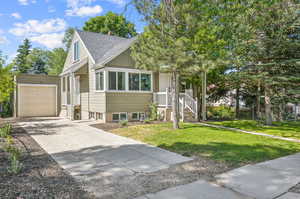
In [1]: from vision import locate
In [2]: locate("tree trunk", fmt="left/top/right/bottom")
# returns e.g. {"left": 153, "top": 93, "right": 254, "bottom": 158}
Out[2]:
{"left": 201, "top": 71, "right": 207, "bottom": 121}
{"left": 256, "top": 83, "right": 261, "bottom": 120}
{"left": 235, "top": 87, "right": 240, "bottom": 119}
{"left": 295, "top": 103, "right": 298, "bottom": 121}
{"left": 278, "top": 103, "right": 284, "bottom": 122}
{"left": 171, "top": 71, "right": 180, "bottom": 129}
{"left": 265, "top": 85, "right": 273, "bottom": 125}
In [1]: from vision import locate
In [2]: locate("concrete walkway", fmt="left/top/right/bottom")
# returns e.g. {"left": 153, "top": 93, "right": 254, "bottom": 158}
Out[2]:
{"left": 18, "top": 118, "right": 192, "bottom": 198}
{"left": 136, "top": 152, "right": 300, "bottom": 199}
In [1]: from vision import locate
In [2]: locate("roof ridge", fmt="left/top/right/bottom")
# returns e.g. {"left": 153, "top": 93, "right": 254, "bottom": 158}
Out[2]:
{"left": 76, "top": 29, "right": 130, "bottom": 40}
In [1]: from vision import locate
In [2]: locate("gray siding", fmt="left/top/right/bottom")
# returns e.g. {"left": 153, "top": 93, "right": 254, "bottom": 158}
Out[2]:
{"left": 106, "top": 92, "right": 152, "bottom": 113}
{"left": 63, "top": 33, "right": 90, "bottom": 72}
{"left": 88, "top": 58, "right": 106, "bottom": 113}
{"left": 105, "top": 49, "right": 135, "bottom": 69}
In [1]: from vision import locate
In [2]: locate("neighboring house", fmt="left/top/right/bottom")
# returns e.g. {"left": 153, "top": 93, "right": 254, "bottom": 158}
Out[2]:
{"left": 60, "top": 30, "right": 197, "bottom": 123}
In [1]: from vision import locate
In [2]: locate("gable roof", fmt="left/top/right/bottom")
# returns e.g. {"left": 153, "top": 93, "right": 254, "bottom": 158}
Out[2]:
{"left": 76, "top": 30, "right": 137, "bottom": 67}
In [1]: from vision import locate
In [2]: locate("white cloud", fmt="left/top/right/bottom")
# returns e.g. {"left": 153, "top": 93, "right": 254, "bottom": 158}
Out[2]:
{"left": 30, "top": 33, "right": 64, "bottom": 49}
{"left": 48, "top": 6, "right": 56, "bottom": 13}
{"left": 11, "top": 12, "right": 22, "bottom": 19}
{"left": 18, "top": 0, "right": 36, "bottom": 5}
{"left": 0, "top": 36, "right": 8, "bottom": 44}
{"left": 65, "top": 0, "right": 104, "bottom": 17}
{"left": 66, "top": 5, "right": 102, "bottom": 17}
{"left": 106, "top": 0, "right": 125, "bottom": 5}
{"left": 9, "top": 18, "right": 67, "bottom": 37}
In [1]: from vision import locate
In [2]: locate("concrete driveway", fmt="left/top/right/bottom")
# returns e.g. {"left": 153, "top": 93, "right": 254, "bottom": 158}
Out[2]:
{"left": 18, "top": 118, "right": 192, "bottom": 197}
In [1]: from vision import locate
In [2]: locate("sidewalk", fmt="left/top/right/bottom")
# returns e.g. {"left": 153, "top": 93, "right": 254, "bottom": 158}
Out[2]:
{"left": 136, "top": 152, "right": 300, "bottom": 199}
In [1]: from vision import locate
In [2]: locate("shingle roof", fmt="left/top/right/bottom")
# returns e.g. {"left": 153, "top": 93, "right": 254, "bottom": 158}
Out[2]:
{"left": 76, "top": 30, "right": 136, "bottom": 65}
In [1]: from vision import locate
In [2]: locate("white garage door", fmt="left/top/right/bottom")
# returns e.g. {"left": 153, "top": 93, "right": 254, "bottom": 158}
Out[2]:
{"left": 18, "top": 84, "right": 57, "bottom": 117}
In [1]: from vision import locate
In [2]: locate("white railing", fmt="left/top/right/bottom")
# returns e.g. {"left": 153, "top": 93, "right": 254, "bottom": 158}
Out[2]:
{"left": 153, "top": 88, "right": 198, "bottom": 120}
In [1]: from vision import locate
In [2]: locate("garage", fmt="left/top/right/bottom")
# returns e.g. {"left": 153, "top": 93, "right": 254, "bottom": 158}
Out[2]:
{"left": 18, "top": 84, "right": 57, "bottom": 117}
{"left": 15, "top": 74, "right": 61, "bottom": 117}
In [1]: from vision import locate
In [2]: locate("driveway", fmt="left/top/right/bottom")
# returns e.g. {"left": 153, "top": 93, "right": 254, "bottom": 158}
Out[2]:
{"left": 18, "top": 118, "right": 192, "bottom": 198}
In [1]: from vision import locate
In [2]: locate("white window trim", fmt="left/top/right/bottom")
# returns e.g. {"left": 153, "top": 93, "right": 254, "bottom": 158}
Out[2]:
{"left": 105, "top": 67, "right": 153, "bottom": 93}
{"left": 95, "top": 70, "right": 105, "bottom": 92}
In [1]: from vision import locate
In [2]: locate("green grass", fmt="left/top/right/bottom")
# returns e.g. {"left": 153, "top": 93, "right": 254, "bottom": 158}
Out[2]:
{"left": 208, "top": 120, "right": 300, "bottom": 140}
{"left": 111, "top": 123, "right": 300, "bottom": 167}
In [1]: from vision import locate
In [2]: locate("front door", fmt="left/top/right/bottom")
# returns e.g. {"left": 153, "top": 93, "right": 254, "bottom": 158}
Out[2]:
{"left": 159, "top": 73, "right": 171, "bottom": 92}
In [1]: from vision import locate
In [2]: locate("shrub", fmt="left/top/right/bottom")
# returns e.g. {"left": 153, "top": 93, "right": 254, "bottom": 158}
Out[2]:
{"left": 120, "top": 120, "right": 128, "bottom": 127}
{"left": 0, "top": 124, "right": 12, "bottom": 138}
{"left": 4, "top": 136, "right": 23, "bottom": 174}
{"left": 149, "top": 103, "right": 158, "bottom": 121}
{"left": 143, "top": 119, "right": 151, "bottom": 124}
{"left": 208, "top": 106, "right": 235, "bottom": 120}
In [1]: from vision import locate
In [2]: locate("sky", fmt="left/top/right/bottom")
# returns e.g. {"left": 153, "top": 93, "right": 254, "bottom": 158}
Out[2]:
{"left": 0, "top": 0, "right": 145, "bottom": 63}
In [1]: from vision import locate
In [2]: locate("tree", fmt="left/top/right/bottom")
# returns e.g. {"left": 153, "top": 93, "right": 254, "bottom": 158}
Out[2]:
{"left": 83, "top": 11, "right": 137, "bottom": 38}
{"left": 63, "top": 27, "right": 75, "bottom": 50}
{"left": 48, "top": 48, "right": 67, "bottom": 75}
{"left": 0, "top": 52, "right": 14, "bottom": 103}
{"left": 236, "top": 0, "right": 300, "bottom": 124}
{"left": 14, "top": 38, "right": 31, "bottom": 73}
{"left": 26, "top": 48, "right": 50, "bottom": 74}
{"left": 132, "top": 0, "right": 205, "bottom": 129}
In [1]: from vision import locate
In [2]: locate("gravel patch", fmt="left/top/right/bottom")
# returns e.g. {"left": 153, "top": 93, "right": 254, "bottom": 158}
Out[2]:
{"left": 0, "top": 124, "right": 94, "bottom": 199}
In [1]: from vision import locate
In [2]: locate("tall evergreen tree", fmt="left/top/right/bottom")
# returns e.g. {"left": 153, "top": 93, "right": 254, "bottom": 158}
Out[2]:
{"left": 237, "top": 0, "right": 300, "bottom": 124}
{"left": 15, "top": 38, "right": 31, "bottom": 73}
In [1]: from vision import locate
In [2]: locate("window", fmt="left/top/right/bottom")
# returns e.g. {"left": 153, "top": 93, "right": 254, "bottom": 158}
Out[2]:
{"left": 118, "top": 72, "right": 126, "bottom": 90}
{"left": 112, "top": 113, "right": 119, "bottom": 121}
{"left": 95, "top": 71, "right": 104, "bottom": 91}
{"left": 129, "top": 73, "right": 140, "bottom": 91}
{"left": 129, "top": 73, "right": 152, "bottom": 91}
{"left": 109, "top": 71, "right": 125, "bottom": 91}
{"left": 141, "top": 74, "right": 151, "bottom": 91}
{"left": 131, "top": 112, "right": 145, "bottom": 121}
{"left": 73, "top": 41, "right": 80, "bottom": 61}
{"left": 132, "top": 113, "right": 139, "bottom": 120}
{"left": 112, "top": 113, "right": 128, "bottom": 121}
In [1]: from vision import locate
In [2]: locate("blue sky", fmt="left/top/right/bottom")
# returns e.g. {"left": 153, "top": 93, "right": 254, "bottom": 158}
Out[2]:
{"left": 0, "top": 0, "right": 145, "bottom": 63}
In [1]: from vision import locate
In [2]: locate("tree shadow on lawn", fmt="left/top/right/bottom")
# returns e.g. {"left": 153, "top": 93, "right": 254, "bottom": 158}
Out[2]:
{"left": 158, "top": 141, "right": 300, "bottom": 167}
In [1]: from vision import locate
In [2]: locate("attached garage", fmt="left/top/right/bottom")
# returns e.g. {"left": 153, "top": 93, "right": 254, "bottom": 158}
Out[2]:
{"left": 14, "top": 74, "right": 61, "bottom": 117}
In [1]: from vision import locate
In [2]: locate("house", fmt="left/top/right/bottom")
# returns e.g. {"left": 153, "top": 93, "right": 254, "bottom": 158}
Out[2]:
{"left": 60, "top": 30, "right": 198, "bottom": 123}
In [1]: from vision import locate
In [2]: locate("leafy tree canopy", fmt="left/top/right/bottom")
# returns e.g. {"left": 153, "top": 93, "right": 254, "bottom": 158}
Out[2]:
{"left": 83, "top": 11, "right": 137, "bottom": 38}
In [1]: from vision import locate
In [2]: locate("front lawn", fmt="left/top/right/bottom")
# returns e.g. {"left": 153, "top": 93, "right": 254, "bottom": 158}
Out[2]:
{"left": 111, "top": 123, "right": 300, "bottom": 167}
{"left": 208, "top": 120, "right": 300, "bottom": 140}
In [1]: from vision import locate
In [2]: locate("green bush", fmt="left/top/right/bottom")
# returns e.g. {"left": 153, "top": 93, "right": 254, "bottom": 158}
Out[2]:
{"left": 119, "top": 120, "right": 128, "bottom": 127}
{"left": 208, "top": 106, "right": 235, "bottom": 120}
{"left": 0, "top": 124, "right": 12, "bottom": 138}
{"left": 149, "top": 103, "right": 158, "bottom": 121}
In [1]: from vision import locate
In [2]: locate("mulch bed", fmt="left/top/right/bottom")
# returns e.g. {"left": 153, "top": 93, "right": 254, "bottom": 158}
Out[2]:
{"left": 0, "top": 122, "right": 95, "bottom": 199}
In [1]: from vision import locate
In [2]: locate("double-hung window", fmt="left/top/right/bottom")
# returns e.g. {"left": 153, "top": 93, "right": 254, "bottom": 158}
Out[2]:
{"left": 129, "top": 73, "right": 152, "bottom": 91}
{"left": 95, "top": 71, "right": 104, "bottom": 91}
{"left": 73, "top": 41, "right": 80, "bottom": 61}
{"left": 109, "top": 71, "right": 125, "bottom": 91}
